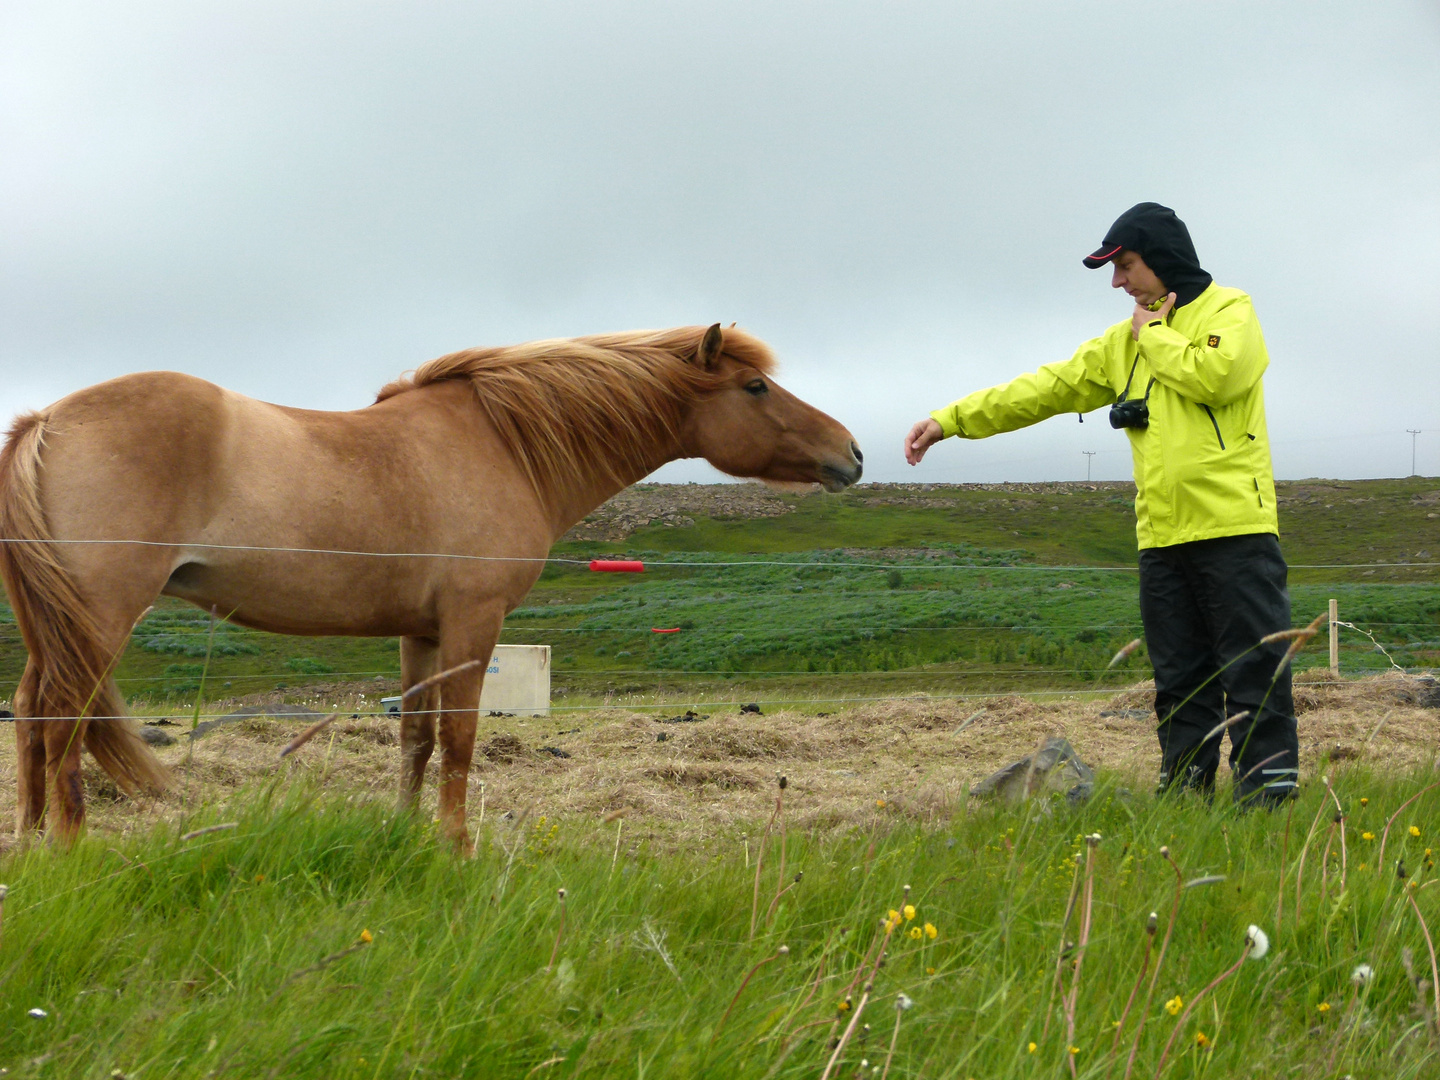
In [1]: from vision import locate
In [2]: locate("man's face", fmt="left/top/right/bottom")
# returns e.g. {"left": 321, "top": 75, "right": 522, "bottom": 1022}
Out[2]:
{"left": 1110, "top": 250, "right": 1168, "bottom": 307}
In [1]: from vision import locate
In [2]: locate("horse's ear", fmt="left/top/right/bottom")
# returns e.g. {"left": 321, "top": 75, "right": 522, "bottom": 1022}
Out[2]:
{"left": 694, "top": 323, "right": 724, "bottom": 371}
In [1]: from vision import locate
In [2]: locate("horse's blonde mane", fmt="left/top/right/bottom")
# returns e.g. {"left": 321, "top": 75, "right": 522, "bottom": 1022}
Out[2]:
{"left": 376, "top": 326, "right": 776, "bottom": 494}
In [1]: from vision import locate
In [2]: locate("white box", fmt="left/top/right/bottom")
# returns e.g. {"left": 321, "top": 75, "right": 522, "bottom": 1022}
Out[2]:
{"left": 380, "top": 645, "right": 551, "bottom": 717}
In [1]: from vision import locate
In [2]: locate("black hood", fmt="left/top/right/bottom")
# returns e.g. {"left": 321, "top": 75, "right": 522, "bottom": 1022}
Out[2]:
{"left": 1082, "top": 202, "right": 1213, "bottom": 307}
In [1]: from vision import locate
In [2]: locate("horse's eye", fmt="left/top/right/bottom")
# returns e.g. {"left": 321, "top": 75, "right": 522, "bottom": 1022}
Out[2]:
{"left": 745, "top": 379, "right": 768, "bottom": 396}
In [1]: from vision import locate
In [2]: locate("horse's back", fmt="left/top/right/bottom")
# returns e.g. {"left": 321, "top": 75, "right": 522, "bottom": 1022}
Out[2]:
{"left": 28, "top": 371, "right": 545, "bottom": 634}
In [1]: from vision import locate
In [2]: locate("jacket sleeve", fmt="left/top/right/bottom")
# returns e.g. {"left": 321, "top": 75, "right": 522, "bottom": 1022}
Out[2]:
{"left": 929, "top": 333, "right": 1121, "bottom": 439}
{"left": 1137, "top": 294, "right": 1267, "bottom": 407}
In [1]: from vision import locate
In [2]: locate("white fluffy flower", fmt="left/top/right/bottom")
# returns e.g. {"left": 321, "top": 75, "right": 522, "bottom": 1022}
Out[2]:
{"left": 896, "top": 993, "right": 914, "bottom": 1011}
{"left": 1351, "top": 963, "right": 1374, "bottom": 987}
{"left": 1245, "top": 925, "right": 1269, "bottom": 959}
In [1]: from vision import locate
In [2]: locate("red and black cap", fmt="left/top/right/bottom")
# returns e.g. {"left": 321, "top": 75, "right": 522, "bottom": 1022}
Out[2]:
{"left": 1082, "top": 242, "right": 1124, "bottom": 269}
{"left": 1081, "top": 202, "right": 1213, "bottom": 306}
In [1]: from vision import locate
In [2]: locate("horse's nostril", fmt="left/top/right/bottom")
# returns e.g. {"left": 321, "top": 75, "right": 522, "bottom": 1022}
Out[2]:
{"left": 851, "top": 442, "right": 863, "bottom": 464}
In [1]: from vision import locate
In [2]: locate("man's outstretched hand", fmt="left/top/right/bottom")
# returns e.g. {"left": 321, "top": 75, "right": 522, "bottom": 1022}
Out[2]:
{"left": 904, "top": 418, "right": 944, "bottom": 465}
{"left": 1132, "top": 292, "right": 1177, "bottom": 340}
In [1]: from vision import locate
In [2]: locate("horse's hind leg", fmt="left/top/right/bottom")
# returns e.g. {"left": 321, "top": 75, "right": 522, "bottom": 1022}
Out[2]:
{"left": 13, "top": 661, "right": 47, "bottom": 834}
{"left": 397, "top": 635, "right": 439, "bottom": 809}
{"left": 42, "top": 716, "right": 89, "bottom": 844}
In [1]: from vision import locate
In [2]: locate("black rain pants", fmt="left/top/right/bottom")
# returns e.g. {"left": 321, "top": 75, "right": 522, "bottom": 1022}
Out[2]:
{"left": 1138, "top": 532, "right": 1299, "bottom": 806}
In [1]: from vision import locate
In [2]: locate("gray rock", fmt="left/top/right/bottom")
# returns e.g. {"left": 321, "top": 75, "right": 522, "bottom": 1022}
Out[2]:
{"left": 972, "top": 737, "right": 1096, "bottom": 804}
{"left": 139, "top": 725, "right": 176, "bottom": 746}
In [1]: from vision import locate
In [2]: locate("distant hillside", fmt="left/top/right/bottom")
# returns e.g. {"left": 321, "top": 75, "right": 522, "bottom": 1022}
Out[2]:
{"left": 560, "top": 477, "right": 1440, "bottom": 579}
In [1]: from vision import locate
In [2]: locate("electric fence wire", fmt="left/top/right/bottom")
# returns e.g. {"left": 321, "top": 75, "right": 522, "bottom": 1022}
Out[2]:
{"left": 0, "top": 534, "right": 1437, "bottom": 572}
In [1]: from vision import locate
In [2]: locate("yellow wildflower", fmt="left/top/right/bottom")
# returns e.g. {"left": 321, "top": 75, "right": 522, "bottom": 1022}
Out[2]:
{"left": 903, "top": 904, "right": 916, "bottom": 921}
{"left": 1362, "top": 832, "right": 1375, "bottom": 841}
{"left": 926, "top": 966, "right": 936, "bottom": 975}
{"left": 1360, "top": 797, "right": 1368, "bottom": 806}
{"left": 1410, "top": 825, "right": 1422, "bottom": 837}
{"left": 1068, "top": 1045, "right": 1079, "bottom": 1055}
{"left": 889, "top": 909, "right": 902, "bottom": 924}
{"left": 1027, "top": 1042, "right": 1037, "bottom": 1054}
{"left": 838, "top": 998, "right": 851, "bottom": 1013}
{"left": 924, "top": 922, "right": 938, "bottom": 940}
{"left": 909, "top": 926, "right": 922, "bottom": 940}
{"left": 360, "top": 929, "right": 373, "bottom": 944}
{"left": 876, "top": 799, "right": 886, "bottom": 808}
{"left": 1165, "top": 995, "right": 1183, "bottom": 1015}
{"left": 1195, "top": 1032, "right": 1210, "bottom": 1047}
{"left": 1317, "top": 1001, "right": 1330, "bottom": 1013}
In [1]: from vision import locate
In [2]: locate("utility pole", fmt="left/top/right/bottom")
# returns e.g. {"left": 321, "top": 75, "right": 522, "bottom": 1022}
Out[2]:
{"left": 1082, "top": 451, "right": 1096, "bottom": 482}
{"left": 1408, "top": 430, "right": 1422, "bottom": 476}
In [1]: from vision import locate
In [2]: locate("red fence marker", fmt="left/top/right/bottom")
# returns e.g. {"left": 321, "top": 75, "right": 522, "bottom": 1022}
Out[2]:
{"left": 651, "top": 627, "right": 681, "bottom": 633}
{"left": 589, "top": 559, "right": 645, "bottom": 573}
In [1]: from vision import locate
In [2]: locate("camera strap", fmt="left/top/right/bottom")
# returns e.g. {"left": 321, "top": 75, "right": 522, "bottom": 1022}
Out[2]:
{"left": 1118, "top": 355, "right": 1156, "bottom": 405}
{"left": 1118, "top": 356, "right": 1140, "bottom": 402}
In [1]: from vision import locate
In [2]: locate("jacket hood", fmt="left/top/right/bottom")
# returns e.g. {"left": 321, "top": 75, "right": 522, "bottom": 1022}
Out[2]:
{"left": 1085, "top": 202, "right": 1213, "bottom": 307}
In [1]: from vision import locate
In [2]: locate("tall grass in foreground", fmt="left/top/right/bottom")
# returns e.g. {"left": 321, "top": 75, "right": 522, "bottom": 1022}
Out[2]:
{"left": 0, "top": 769, "right": 1436, "bottom": 1078}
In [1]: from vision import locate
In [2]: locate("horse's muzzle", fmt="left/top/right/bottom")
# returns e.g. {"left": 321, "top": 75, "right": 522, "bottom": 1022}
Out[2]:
{"left": 819, "top": 442, "right": 863, "bottom": 492}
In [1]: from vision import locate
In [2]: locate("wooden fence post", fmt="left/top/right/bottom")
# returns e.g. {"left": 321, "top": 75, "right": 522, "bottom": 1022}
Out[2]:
{"left": 1329, "top": 598, "right": 1339, "bottom": 675}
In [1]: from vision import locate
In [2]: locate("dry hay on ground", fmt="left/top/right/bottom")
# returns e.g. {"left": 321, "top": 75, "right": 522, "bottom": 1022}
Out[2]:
{"left": 0, "top": 672, "right": 1435, "bottom": 848}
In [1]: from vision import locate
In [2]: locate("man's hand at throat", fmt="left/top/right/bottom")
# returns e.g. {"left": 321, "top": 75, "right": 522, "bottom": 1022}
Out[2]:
{"left": 1132, "top": 292, "right": 1176, "bottom": 340}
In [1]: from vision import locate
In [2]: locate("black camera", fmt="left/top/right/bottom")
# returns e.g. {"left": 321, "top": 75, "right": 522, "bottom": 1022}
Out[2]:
{"left": 1109, "top": 397, "right": 1150, "bottom": 429}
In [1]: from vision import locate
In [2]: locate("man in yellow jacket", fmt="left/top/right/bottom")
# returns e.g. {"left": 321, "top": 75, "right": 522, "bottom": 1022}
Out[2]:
{"left": 904, "top": 203, "right": 1297, "bottom": 806}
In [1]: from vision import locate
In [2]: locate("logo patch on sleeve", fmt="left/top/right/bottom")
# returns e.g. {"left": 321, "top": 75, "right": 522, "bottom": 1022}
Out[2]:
{"left": 1206, "top": 334, "right": 1221, "bottom": 348}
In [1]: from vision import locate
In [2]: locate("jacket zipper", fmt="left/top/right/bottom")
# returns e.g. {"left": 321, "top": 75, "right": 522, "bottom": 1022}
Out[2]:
{"left": 1202, "top": 405, "right": 1225, "bottom": 449}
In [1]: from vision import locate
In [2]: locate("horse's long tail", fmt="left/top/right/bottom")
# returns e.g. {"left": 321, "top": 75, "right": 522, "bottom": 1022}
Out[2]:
{"left": 0, "top": 411, "right": 172, "bottom": 796}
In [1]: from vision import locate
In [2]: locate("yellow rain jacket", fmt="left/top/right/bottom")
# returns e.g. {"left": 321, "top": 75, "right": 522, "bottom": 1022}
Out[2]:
{"left": 930, "top": 282, "right": 1278, "bottom": 549}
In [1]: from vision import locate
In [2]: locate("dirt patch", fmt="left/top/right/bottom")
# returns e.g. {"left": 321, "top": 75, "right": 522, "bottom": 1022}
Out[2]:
{"left": 480, "top": 733, "right": 529, "bottom": 763}
{"left": 642, "top": 763, "right": 762, "bottom": 789}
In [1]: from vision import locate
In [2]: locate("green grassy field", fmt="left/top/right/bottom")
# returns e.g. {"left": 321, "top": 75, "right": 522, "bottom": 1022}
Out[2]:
{"left": 2, "top": 478, "right": 1436, "bottom": 708}
{"left": 1, "top": 768, "right": 1436, "bottom": 1077}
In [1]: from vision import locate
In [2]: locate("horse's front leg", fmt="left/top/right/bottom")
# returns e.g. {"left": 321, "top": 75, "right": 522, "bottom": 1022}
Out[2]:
{"left": 436, "top": 609, "right": 504, "bottom": 854}
{"left": 397, "top": 636, "right": 440, "bottom": 810}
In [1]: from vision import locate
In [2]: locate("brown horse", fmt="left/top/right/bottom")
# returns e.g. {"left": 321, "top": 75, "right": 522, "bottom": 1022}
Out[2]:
{"left": 0, "top": 324, "right": 861, "bottom": 848}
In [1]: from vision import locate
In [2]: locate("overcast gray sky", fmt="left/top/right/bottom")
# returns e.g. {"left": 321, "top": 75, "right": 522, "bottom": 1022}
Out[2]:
{"left": 4, "top": 1, "right": 1438, "bottom": 484}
